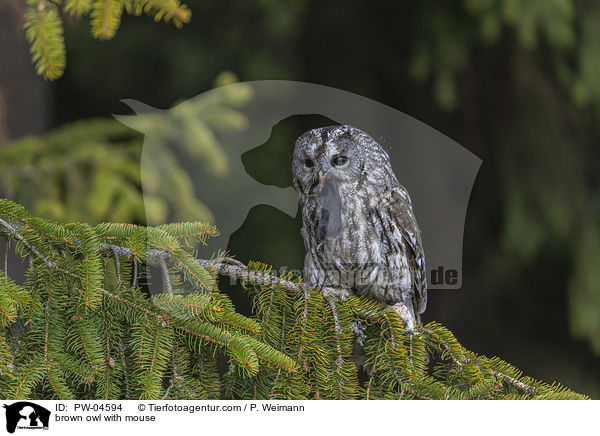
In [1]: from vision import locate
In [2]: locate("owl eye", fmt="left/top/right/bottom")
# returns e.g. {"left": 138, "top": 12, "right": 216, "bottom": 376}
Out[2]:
{"left": 304, "top": 158, "right": 315, "bottom": 168}
{"left": 331, "top": 155, "right": 349, "bottom": 167}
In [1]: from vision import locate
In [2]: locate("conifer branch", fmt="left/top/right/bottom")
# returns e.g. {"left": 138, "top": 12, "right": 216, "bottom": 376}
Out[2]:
{"left": 19, "top": 0, "right": 191, "bottom": 79}
{"left": 365, "top": 333, "right": 383, "bottom": 400}
{"left": 64, "top": 0, "right": 93, "bottom": 17}
{"left": 419, "top": 326, "right": 536, "bottom": 396}
{"left": 132, "top": 258, "right": 138, "bottom": 289}
{"left": 327, "top": 299, "right": 345, "bottom": 397}
{"left": 3, "top": 241, "right": 7, "bottom": 277}
{"left": 78, "top": 241, "right": 581, "bottom": 398}
{"left": 112, "top": 246, "right": 122, "bottom": 284}
{"left": 0, "top": 200, "right": 587, "bottom": 400}
{"left": 491, "top": 370, "right": 536, "bottom": 396}
{"left": 91, "top": 0, "right": 123, "bottom": 40}
{"left": 0, "top": 218, "right": 70, "bottom": 275}
{"left": 118, "top": 331, "right": 131, "bottom": 399}
{"left": 158, "top": 256, "right": 173, "bottom": 300}
{"left": 24, "top": 2, "right": 66, "bottom": 81}
{"left": 162, "top": 361, "right": 176, "bottom": 399}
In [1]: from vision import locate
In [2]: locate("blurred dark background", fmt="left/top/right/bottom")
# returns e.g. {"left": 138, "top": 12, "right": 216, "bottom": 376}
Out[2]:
{"left": 2, "top": 0, "right": 600, "bottom": 397}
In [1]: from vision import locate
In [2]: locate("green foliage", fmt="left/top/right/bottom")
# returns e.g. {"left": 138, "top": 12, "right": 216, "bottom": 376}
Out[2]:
{"left": 228, "top": 262, "right": 588, "bottom": 400}
{"left": 64, "top": 0, "right": 93, "bottom": 17}
{"left": 125, "top": 0, "right": 191, "bottom": 28}
{"left": 0, "top": 119, "right": 145, "bottom": 224}
{"left": 24, "top": 2, "right": 66, "bottom": 80}
{"left": 409, "top": 0, "right": 598, "bottom": 111}
{"left": 0, "top": 199, "right": 585, "bottom": 399}
{"left": 90, "top": 0, "right": 125, "bottom": 40}
{"left": 0, "top": 79, "right": 252, "bottom": 226}
{"left": 406, "top": 1, "right": 600, "bottom": 360}
{"left": 6, "top": 0, "right": 600, "bottom": 397}
{"left": 22, "top": 0, "right": 191, "bottom": 80}
{"left": 0, "top": 199, "right": 296, "bottom": 399}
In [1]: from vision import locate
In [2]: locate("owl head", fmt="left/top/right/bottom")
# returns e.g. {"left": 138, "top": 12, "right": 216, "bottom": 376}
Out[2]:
{"left": 292, "top": 125, "right": 378, "bottom": 197}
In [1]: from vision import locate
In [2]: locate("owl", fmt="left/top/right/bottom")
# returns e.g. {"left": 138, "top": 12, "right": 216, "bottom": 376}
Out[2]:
{"left": 292, "top": 125, "right": 427, "bottom": 329}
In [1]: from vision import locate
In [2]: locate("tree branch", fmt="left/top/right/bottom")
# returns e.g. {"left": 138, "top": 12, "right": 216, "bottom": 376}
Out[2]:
{"left": 0, "top": 218, "right": 71, "bottom": 275}
{"left": 0, "top": 220, "right": 540, "bottom": 397}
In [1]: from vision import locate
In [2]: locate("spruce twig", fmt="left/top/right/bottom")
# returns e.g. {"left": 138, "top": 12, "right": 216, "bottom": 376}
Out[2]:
{"left": 0, "top": 225, "right": 544, "bottom": 397}
{"left": 0, "top": 218, "right": 70, "bottom": 275}
{"left": 0, "top": 209, "right": 586, "bottom": 400}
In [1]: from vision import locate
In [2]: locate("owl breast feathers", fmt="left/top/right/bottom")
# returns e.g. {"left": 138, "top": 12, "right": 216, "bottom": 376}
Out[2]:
{"left": 292, "top": 125, "right": 427, "bottom": 329}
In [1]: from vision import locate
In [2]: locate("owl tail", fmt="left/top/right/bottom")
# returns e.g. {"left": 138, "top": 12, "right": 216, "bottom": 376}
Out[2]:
{"left": 391, "top": 302, "right": 418, "bottom": 331}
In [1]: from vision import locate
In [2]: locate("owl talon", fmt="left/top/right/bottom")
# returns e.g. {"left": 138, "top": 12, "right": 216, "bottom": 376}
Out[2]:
{"left": 321, "top": 287, "right": 351, "bottom": 302}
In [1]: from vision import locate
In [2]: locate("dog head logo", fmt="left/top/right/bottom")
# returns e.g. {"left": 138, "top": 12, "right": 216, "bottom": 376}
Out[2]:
{"left": 116, "top": 80, "right": 481, "bottom": 290}
{"left": 3, "top": 402, "right": 50, "bottom": 434}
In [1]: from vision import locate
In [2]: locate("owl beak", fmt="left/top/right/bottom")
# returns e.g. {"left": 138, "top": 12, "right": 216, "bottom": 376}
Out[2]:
{"left": 309, "top": 170, "right": 326, "bottom": 196}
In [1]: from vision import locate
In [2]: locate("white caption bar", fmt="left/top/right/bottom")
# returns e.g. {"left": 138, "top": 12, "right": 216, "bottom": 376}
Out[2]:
{"left": 0, "top": 400, "right": 597, "bottom": 436}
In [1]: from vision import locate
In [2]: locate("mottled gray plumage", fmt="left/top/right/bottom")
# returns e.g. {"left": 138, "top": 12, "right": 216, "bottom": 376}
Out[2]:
{"left": 292, "top": 125, "right": 427, "bottom": 329}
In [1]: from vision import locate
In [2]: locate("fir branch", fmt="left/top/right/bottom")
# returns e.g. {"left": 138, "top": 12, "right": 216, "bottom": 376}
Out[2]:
{"left": 419, "top": 326, "right": 536, "bottom": 396}
{"left": 10, "top": 357, "right": 46, "bottom": 399}
{"left": 131, "top": 0, "right": 191, "bottom": 27}
{"left": 365, "top": 333, "right": 383, "bottom": 400}
{"left": 118, "top": 331, "right": 131, "bottom": 399}
{"left": 158, "top": 256, "right": 173, "bottom": 299}
{"left": 0, "top": 218, "right": 71, "bottom": 275}
{"left": 112, "top": 246, "right": 122, "bottom": 284}
{"left": 0, "top": 201, "right": 587, "bottom": 399}
{"left": 132, "top": 257, "right": 138, "bottom": 289}
{"left": 0, "top": 274, "right": 31, "bottom": 326}
{"left": 162, "top": 362, "right": 176, "bottom": 399}
{"left": 23, "top": 1, "right": 66, "bottom": 80}
{"left": 90, "top": 0, "right": 124, "bottom": 40}
{"left": 3, "top": 240, "right": 7, "bottom": 277}
{"left": 491, "top": 369, "right": 536, "bottom": 396}
{"left": 327, "top": 299, "right": 345, "bottom": 397}
{"left": 64, "top": 0, "right": 93, "bottom": 16}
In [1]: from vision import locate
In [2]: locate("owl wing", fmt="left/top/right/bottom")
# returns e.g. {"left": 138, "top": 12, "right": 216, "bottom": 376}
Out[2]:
{"left": 380, "top": 185, "right": 427, "bottom": 315}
